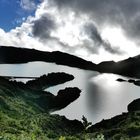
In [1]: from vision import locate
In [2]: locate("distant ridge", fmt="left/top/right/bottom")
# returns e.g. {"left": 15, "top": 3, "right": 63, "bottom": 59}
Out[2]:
{"left": 0, "top": 46, "right": 140, "bottom": 78}
{"left": 0, "top": 46, "right": 97, "bottom": 71}
{"left": 98, "top": 55, "right": 140, "bottom": 78}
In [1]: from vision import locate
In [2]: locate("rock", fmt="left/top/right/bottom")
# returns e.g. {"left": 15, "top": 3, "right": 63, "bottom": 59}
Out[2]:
{"left": 116, "top": 78, "right": 126, "bottom": 82}
{"left": 26, "top": 72, "right": 74, "bottom": 90}
{"left": 128, "top": 98, "right": 140, "bottom": 112}
{"left": 134, "top": 80, "right": 140, "bottom": 86}
{"left": 50, "top": 87, "right": 81, "bottom": 111}
{"left": 128, "top": 79, "right": 135, "bottom": 83}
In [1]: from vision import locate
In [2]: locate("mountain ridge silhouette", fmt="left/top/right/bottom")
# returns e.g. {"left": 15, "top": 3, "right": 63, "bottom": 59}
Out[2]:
{"left": 0, "top": 46, "right": 140, "bottom": 78}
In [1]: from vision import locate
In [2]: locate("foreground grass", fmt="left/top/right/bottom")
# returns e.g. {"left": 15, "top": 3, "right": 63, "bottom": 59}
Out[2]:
{"left": 0, "top": 76, "right": 140, "bottom": 140}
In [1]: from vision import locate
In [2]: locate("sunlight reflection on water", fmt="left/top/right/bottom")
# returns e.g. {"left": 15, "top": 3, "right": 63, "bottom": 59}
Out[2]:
{"left": 0, "top": 62, "right": 140, "bottom": 124}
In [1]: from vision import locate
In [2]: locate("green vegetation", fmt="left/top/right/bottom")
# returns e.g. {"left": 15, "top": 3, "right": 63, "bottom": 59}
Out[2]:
{"left": 88, "top": 111, "right": 140, "bottom": 140}
{"left": 0, "top": 76, "right": 140, "bottom": 140}
{"left": 0, "top": 76, "right": 83, "bottom": 139}
{"left": 82, "top": 115, "right": 92, "bottom": 131}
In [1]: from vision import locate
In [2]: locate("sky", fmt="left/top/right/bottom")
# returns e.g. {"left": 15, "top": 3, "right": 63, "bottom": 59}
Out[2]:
{"left": 0, "top": 0, "right": 140, "bottom": 63}
{"left": 0, "top": 0, "right": 41, "bottom": 31}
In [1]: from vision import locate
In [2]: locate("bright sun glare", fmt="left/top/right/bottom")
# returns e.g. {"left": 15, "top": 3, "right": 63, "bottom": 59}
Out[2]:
{"left": 92, "top": 74, "right": 120, "bottom": 87}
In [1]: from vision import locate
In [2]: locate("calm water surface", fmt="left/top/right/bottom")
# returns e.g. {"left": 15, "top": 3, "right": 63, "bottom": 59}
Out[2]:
{"left": 0, "top": 62, "right": 139, "bottom": 124}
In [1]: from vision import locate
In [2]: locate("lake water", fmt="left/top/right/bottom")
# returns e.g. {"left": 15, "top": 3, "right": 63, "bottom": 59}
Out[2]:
{"left": 0, "top": 62, "right": 140, "bottom": 124}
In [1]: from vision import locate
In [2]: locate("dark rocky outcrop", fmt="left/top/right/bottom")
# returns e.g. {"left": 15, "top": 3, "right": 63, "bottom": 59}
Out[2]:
{"left": 50, "top": 87, "right": 81, "bottom": 111}
{"left": 128, "top": 79, "right": 135, "bottom": 83}
{"left": 26, "top": 72, "right": 74, "bottom": 90}
{"left": 128, "top": 98, "right": 140, "bottom": 112}
{"left": 36, "top": 87, "right": 81, "bottom": 112}
{"left": 116, "top": 78, "right": 126, "bottom": 82}
{"left": 134, "top": 80, "right": 140, "bottom": 86}
{"left": 117, "top": 78, "right": 140, "bottom": 87}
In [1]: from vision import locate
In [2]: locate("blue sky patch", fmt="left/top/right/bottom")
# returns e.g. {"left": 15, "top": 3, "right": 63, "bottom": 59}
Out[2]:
{"left": 0, "top": 0, "right": 40, "bottom": 32}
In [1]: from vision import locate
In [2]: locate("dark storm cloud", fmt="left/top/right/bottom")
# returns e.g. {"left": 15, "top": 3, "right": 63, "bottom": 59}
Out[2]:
{"left": 51, "top": 0, "right": 140, "bottom": 43}
{"left": 32, "top": 14, "right": 56, "bottom": 41}
{"left": 31, "top": 14, "right": 77, "bottom": 52}
{"left": 84, "top": 23, "right": 123, "bottom": 54}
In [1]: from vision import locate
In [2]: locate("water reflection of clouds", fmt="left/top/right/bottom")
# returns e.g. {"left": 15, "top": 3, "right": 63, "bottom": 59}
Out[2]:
{"left": 0, "top": 62, "right": 140, "bottom": 124}
{"left": 86, "top": 80, "right": 104, "bottom": 123}
{"left": 87, "top": 73, "right": 140, "bottom": 123}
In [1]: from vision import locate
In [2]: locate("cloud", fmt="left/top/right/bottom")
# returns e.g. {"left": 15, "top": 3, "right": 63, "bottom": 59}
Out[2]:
{"left": 0, "top": 0, "right": 137, "bottom": 63}
{"left": 32, "top": 14, "right": 56, "bottom": 41}
{"left": 0, "top": 16, "right": 51, "bottom": 51}
{"left": 83, "top": 23, "right": 123, "bottom": 54}
{"left": 51, "top": 0, "right": 140, "bottom": 44}
{"left": 0, "top": 1, "right": 55, "bottom": 51}
{"left": 20, "top": 0, "right": 37, "bottom": 11}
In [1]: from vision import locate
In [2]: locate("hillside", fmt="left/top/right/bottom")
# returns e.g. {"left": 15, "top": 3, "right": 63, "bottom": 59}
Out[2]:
{"left": 1, "top": 46, "right": 140, "bottom": 78}
{"left": 0, "top": 46, "right": 140, "bottom": 139}
{"left": 88, "top": 109, "right": 140, "bottom": 140}
{"left": 0, "top": 74, "right": 140, "bottom": 140}
{"left": 0, "top": 73, "right": 84, "bottom": 139}
{"left": 98, "top": 55, "right": 140, "bottom": 78}
{"left": 0, "top": 46, "right": 97, "bottom": 71}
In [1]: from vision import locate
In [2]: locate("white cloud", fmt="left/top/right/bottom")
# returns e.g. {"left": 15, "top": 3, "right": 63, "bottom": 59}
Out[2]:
{"left": 0, "top": 16, "right": 51, "bottom": 51}
{"left": 0, "top": 0, "right": 140, "bottom": 63}
{"left": 20, "top": 0, "right": 37, "bottom": 11}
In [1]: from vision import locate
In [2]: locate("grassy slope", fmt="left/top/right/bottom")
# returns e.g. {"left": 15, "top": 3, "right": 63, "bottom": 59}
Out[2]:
{"left": 0, "top": 76, "right": 83, "bottom": 140}
{"left": 88, "top": 111, "right": 140, "bottom": 140}
{"left": 0, "top": 76, "right": 140, "bottom": 140}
